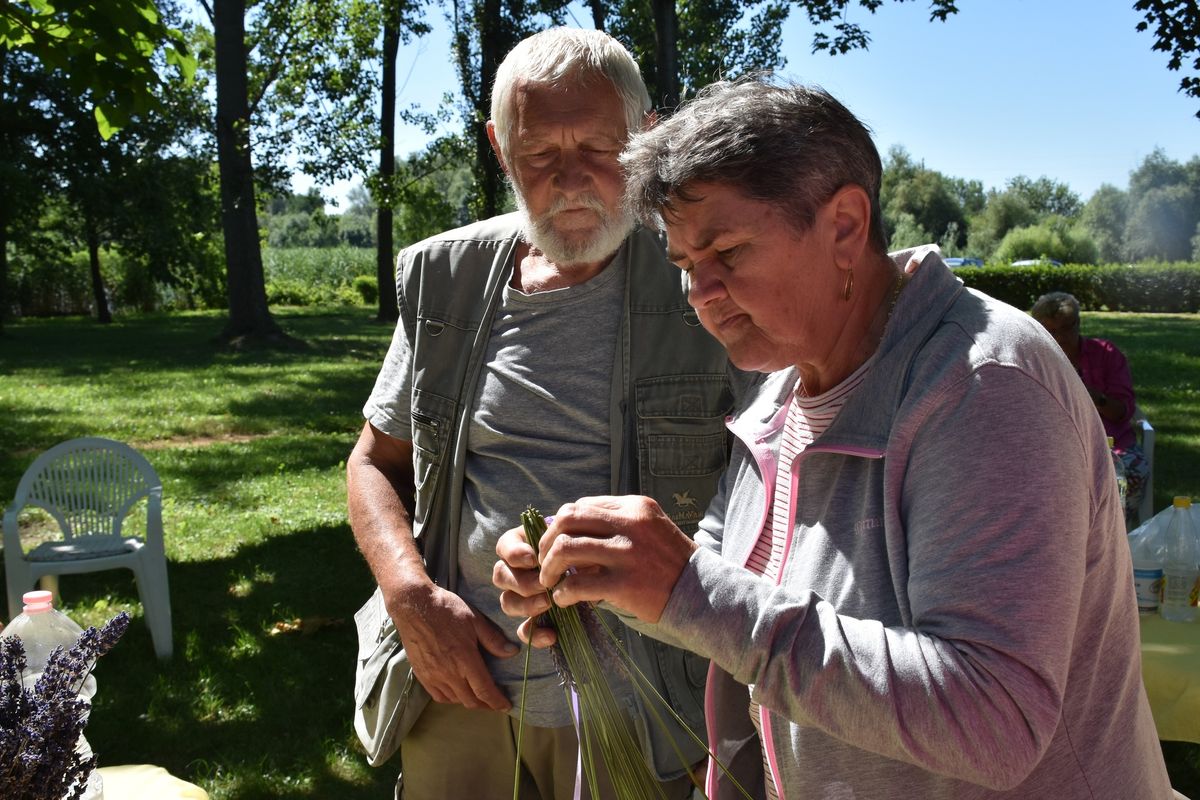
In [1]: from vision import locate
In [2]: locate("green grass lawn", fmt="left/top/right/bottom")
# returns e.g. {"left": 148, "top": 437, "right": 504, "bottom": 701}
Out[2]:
{"left": 1, "top": 308, "right": 397, "bottom": 799}
{"left": 1, "top": 307, "right": 1198, "bottom": 798}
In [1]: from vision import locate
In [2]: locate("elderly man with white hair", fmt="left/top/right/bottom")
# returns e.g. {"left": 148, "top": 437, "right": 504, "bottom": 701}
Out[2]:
{"left": 347, "top": 27, "right": 735, "bottom": 800}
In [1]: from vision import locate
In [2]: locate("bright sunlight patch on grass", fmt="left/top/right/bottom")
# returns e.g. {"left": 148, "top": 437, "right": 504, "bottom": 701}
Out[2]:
{"left": 1, "top": 308, "right": 397, "bottom": 799}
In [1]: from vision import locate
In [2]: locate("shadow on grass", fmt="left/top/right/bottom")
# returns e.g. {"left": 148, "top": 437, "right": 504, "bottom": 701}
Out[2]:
{"left": 36, "top": 521, "right": 396, "bottom": 800}
{"left": 1085, "top": 314, "right": 1200, "bottom": 510}
{"left": 0, "top": 309, "right": 394, "bottom": 493}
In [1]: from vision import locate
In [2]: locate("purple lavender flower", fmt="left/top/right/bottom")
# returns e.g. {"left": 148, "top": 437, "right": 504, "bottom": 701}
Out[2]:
{"left": 0, "top": 612, "right": 130, "bottom": 800}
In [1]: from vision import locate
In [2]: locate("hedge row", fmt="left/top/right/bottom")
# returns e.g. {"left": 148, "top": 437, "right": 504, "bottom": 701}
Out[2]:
{"left": 954, "top": 262, "right": 1200, "bottom": 314}
{"left": 7, "top": 249, "right": 1199, "bottom": 318}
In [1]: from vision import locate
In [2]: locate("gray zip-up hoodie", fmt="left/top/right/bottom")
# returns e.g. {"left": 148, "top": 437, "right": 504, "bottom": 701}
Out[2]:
{"left": 651, "top": 247, "right": 1171, "bottom": 799}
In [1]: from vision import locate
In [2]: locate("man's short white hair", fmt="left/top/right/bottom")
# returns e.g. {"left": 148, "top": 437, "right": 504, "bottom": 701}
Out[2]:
{"left": 490, "top": 27, "right": 651, "bottom": 166}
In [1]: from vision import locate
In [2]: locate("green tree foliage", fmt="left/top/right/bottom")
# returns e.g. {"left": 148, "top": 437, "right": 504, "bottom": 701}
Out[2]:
{"left": 2, "top": 8, "right": 219, "bottom": 322}
{"left": 262, "top": 190, "right": 342, "bottom": 247}
{"left": 881, "top": 146, "right": 967, "bottom": 249}
{"left": 965, "top": 190, "right": 1038, "bottom": 260}
{"left": 1081, "top": 184, "right": 1129, "bottom": 263}
{"left": 1134, "top": 0, "right": 1200, "bottom": 118}
{"left": 887, "top": 212, "right": 930, "bottom": 251}
{"left": 449, "top": 1, "right": 961, "bottom": 218}
{"left": 994, "top": 217, "right": 1100, "bottom": 265}
{"left": 1005, "top": 175, "right": 1082, "bottom": 218}
{"left": 0, "top": 0, "right": 194, "bottom": 137}
{"left": 1123, "top": 148, "right": 1200, "bottom": 261}
{"left": 605, "top": 0, "right": 788, "bottom": 108}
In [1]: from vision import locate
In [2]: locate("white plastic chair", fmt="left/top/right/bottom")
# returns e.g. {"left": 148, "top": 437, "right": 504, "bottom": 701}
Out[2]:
{"left": 1133, "top": 409, "right": 1156, "bottom": 526}
{"left": 3, "top": 437, "right": 172, "bottom": 660}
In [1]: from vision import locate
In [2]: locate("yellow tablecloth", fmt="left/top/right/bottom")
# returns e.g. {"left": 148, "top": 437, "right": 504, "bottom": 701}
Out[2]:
{"left": 96, "top": 764, "right": 209, "bottom": 800}
{"left": 1140, "top": 614, "right": 1200, "bottom": 744}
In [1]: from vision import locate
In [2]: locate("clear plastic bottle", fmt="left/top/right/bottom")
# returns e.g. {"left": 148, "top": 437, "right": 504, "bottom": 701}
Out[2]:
{"left": 1129, "top": 516, "right": 1166, "bottom": 615}
{"left": 1108, "top": 436, "right": 1128, "bottom": 519}
{"left": 1160, "top": 497, "right": 1199, "bottom": 623}
{"left": 1, "top": 591, "right": 103, "bottom": 798}
{"left": 1, "top": 590, "right": 88, "bottom": 687}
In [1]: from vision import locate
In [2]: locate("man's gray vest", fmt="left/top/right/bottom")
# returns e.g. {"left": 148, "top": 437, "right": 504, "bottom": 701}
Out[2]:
{"left": 398, "top": 213, "right": 734, "bottom": 778}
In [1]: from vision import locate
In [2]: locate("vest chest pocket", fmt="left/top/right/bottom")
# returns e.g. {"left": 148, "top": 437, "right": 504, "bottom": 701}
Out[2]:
{"left": 635, "top": 375, "right": 732, "bottom": 533}
{"left": 409, "top": 409, "right": 447, "bottom": 524}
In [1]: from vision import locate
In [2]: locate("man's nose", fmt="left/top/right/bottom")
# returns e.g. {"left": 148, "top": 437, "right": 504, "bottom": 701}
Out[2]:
{"left": 553, "top": 151, "right": 591, "bottom": 193}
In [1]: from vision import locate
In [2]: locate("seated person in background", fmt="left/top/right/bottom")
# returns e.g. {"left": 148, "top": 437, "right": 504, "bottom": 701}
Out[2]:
{"left": 1031, "top": 291, "right": 1149, "bottom": 526}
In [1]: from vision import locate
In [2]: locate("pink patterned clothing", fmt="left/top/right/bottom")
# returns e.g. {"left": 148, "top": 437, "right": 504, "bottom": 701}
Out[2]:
{"left": 747, "top": 362, "right": 871, "bottom": 799}
{"left": 1076, "top": 336, "right": 1137, "bottom": 450}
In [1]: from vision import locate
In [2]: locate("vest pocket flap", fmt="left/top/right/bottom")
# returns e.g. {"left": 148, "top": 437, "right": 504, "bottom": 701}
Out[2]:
{"left": 648, "top": 433, "right": 727, "bottom": 476}
{"left": 353, "top": 589, "right": 432, "bottom": 766}
{"left": 635, "top": 374, "right": 732, "bottom": 419}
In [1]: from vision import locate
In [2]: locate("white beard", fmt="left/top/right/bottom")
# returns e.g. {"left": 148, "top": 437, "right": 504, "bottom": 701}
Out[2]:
{"left": 514, "top": 189, "right": 635, "bottom": 266}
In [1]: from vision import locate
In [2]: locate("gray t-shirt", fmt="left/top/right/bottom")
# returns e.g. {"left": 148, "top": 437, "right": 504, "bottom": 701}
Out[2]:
{"left": 365, "top": 246, "right": 630, "bottom": 727}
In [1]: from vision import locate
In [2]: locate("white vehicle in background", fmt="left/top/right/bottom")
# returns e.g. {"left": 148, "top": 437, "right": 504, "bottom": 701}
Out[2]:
{"left": 944, "top": 257, "right": 985, "bottom": 268}
{"left": 1011, "top": 258, "right": 1064, "bottom": 267}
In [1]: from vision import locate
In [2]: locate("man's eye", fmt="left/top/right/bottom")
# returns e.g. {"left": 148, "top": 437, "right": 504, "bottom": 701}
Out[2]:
{"left": 716, "top": 246, "right": 741, "bottom": 264}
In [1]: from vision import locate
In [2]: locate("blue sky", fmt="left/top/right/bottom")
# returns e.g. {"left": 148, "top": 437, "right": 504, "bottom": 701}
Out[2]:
{"left": 305, "top": 0, "right": 1199, "bottom": 208}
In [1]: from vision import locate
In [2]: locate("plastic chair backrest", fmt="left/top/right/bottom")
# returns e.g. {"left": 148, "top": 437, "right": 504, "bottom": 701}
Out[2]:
{"left": 10, "top": 437, "right": 160, "bottom": 542}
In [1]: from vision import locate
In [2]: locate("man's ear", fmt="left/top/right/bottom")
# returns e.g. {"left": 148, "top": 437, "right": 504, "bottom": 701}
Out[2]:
{"left": 486, "top": 120, "right": 510, "bottom": 176}
{"left": 826, "top": 184, "right": 872, "bottom": 271}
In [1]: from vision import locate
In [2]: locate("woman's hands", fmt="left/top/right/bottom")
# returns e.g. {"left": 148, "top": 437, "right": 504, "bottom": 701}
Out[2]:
{"left": 493, "top": 496, "right": 698, "bottom": 645}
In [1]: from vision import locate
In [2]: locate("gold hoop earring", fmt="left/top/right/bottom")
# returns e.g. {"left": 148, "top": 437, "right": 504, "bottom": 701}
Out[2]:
{"left": 842, "top": 270, "right": 854, "bottom": 301}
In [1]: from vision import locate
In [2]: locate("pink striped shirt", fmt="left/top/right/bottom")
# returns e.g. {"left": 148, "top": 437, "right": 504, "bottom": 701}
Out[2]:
{"left": 748, "top": 361, "right": 872, "bottom": 799}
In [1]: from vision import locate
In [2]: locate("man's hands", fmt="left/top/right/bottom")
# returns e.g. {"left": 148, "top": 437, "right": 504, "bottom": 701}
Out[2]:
{"left": 387, "top": 581, "right": 518, "bottom": 711}
{"left": 493, "top": 495, "right": 698, "bottom": 643}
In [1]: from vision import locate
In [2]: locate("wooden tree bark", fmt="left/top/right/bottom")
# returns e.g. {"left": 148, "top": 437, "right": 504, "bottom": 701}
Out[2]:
{"left": 213, "top": 0, "right": 286, "bottom": 344}
{"left": 0, "top": 204, "right": 7, "bottom": 335}
{"left": 475, "top": 0, "right": 505, "bottom": 218}
{"left": 375, "top": 2, "right": 401, "bottom": 323}
{"left": 85, "top": 220, "right": 112, "bottom": 324}
{"left": 650, "top": 0, "right": 679, "bottom": 110}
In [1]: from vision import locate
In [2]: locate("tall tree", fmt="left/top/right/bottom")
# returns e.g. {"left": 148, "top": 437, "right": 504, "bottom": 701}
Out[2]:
{"left": 197, "top": 0, "right": 390, "bottom": 343}
{"left": 1005, "top": 175, "right": 1082, "bottom": 219}
{"left": 0, "top": 48, "right": 54, "bottom": 331}
{"left": 1081, "top": 184, "right": 1129, "bottom": 264}
{"left": 207, "top": 0, "right": 283, "bottom": 343}
{"left": 377, "top": 2, "right": 404, "bottom": 322}
{"left": 372, "top": 0, "right": 432, "bottom": 322}
{"left": 450, "top": 0, "right": 961, "bottom": 214}
{"left": 450, "top": 0, "right": 563, "bottom": 218}
{"left": 881, "top": 146, "right": 967, "bottom": 249}
{"left": 1123, "top": 149, "right": 1200, "bottom": 261}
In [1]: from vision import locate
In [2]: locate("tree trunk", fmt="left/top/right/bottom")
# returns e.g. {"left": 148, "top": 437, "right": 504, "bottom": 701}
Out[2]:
{"left": 585, "top": 0, "right": 606, "bottom": 32}
{"left": 375, "top": 2, "right": 401, "bottom": 323}
{"left": 213, "top": 0, "right": 287, "bottom": 345}
{"left": 85, "top": 218, "right": 112, "bottom": 324}
{"left": 475, "top": 0, "right": 505, "bottom": 218}
{"left": 0, "top": 204, "right": 8, "bottom": 334}
{"left": 651, "top": 0, "right": 680, "bottom": 111}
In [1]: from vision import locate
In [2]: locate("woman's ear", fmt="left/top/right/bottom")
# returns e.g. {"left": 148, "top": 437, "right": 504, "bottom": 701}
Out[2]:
{"left": 825, "top": 184, "right": 872, "bottom": 271}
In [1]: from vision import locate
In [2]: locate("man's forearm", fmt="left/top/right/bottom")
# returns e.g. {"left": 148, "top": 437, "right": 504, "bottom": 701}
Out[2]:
{"left": 347, "top": 435, "right": 430, "bottom": 602}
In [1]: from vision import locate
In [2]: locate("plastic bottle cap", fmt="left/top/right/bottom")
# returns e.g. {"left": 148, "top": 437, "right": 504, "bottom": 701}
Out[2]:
{"left": 21, "top": 590, "right": 54, "bottom": 613}
{"left": 1173, "top": 497, "right": 1192, "bottom": 509}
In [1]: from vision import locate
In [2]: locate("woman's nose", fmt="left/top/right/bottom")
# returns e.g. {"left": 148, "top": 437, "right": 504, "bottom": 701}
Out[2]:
{"left": 687, "top": 266, "right": 725, "bottom": 308}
